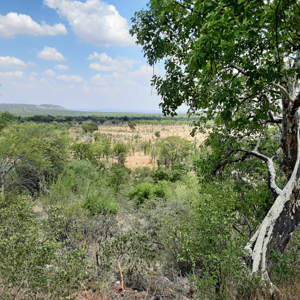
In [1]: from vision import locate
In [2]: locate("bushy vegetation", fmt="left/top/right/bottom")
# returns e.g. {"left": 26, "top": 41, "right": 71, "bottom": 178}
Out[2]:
{"left": 1, "top": 111, "right": 300, "bottom": 300}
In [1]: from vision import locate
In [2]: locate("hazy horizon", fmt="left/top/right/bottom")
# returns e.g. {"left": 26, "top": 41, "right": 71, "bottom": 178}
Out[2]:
{"left": 0, "top": 0, "right": 186, "bottom": 112}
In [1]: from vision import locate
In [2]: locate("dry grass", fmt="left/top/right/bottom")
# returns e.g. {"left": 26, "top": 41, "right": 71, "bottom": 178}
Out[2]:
{"left": 95, "top": 123, "right": 207, "bottom": 169}
{"left": 97, "top": 123, "right": 206, "bottom": 144}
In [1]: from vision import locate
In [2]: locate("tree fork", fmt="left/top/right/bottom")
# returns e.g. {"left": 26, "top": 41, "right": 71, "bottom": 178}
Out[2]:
{"left": 246, "top": 110, "right": 300, "bottom": 281}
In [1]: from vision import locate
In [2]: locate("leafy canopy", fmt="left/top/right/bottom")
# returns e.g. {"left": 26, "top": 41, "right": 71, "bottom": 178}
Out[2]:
{"left": 131, "top": 0, "right": 300, "bottom": 129}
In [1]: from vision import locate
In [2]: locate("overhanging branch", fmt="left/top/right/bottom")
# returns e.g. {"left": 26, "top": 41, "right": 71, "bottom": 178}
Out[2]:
{"left": 236, "top": 149, "right": 283, "bottom": 198}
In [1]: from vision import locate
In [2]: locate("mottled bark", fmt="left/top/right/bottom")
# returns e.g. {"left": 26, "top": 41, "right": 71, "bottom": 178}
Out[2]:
{"left": 246, "top": 83, "right": 300, "bottom": 282}
{"left": 280, "top": 96, "right": 299, "bottom": 180}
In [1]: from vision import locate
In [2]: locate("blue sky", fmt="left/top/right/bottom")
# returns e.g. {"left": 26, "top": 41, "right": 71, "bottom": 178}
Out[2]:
{"left": 0, "top": 0, "right": 164, "bottom": 111}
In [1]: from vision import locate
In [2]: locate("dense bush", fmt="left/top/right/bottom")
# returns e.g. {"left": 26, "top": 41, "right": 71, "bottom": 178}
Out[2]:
{"left": 82, "top": 122, "right": 98, "bottom": 133}
{"left": 129, "top": 181, "right": 167, "bottom": 206}
{"left": 83, "top": 190, "right": 119, "bottom": 216}
{"left": 0, "top": 194, "right": 89, "bottom": 299}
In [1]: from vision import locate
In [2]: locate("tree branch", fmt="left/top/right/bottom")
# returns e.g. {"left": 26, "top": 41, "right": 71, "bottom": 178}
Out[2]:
{"left": 272, "top": 83, "right": 295, "bottom": 103}
{"left": 236, "top": 149, "right": 283, "bottom": 198}
{"left": 230, "top": 64, "right": 295, "bottom": 104}
{"left": 267, "top": 111, "right": 282, "bottom": 124}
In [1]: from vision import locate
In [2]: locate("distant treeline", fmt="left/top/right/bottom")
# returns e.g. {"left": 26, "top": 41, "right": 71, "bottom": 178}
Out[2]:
{"left": 16, "top": 113, "right": 200, "bottom": 125}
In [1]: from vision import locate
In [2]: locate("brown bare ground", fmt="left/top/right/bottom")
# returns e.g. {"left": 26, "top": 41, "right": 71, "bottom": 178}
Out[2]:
{"left": 96, "top": 123, "right": 207, "bottom": 169}
{"left": 97, "top": 123, "right": 206, "bottom": 144}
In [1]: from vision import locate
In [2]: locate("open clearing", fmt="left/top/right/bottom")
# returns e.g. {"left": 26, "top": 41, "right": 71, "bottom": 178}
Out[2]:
{"left": 95, "top": 123, "right": 207, "bottom": 169}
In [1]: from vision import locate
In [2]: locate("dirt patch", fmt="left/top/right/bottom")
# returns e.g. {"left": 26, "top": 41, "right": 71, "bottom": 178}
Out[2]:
{"left": 97, "top": 123, "right": 206, "bottom": 145}
{"left": 124, "top": 155, "right": 156, "bottom": 170}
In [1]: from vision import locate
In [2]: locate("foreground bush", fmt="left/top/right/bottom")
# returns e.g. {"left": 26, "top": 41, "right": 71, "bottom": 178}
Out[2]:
{"left": 0, "top": 194, "right": 90, "bottom": 299}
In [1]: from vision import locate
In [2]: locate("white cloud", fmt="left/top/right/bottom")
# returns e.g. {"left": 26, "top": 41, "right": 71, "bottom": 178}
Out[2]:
{"left": 44, "top": 0, "right": 135, "bottom": 46}
{"left": 54, "top": 64, "right": 69, "bottom": 70}
{"left": 43, "top": 69, "right": 56, "bottom": 76}
{"left": 39, "top": 78, "right": 48, "bottom": 84}
{"left": 91, "top": 73, "right": 112, "bottom": 86}
{"left": 0, "top": 56, "right": 27, "bottom": 69}
{"left": 37, "top": 46, "right": 66, "bottom": 61}
{"left": 129, "top": 65, "right": 154, "bottom": 78}
{"left": 29, "top": 76, "right": 37, "bottom": 81}
{"left": 0, "top": 71, "right": 23, "bottom": 78}
{"left": 88, "top": 52, "right": 140, "bottom": 72}
{"left": 57, "top": 74, "right": 85, "bottom": 82}
{"left": 31, "top": 72, "right": 38, "bottom": 76}
{"left": 124, "top": 80, "right": 138, "bottom": 86}
{"left": 0, "top": 12, "right": 67, "bottom": 38}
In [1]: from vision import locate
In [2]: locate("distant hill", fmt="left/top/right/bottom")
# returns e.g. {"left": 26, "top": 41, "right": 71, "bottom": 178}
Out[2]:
{"left": 0, "top": 103, "right": 66, "bottom": 114}
{"left": 68, "top": 108, "right": 164, "bottom": 114}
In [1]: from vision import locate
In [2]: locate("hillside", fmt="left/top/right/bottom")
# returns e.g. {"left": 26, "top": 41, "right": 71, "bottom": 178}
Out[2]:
{"left": 0, "top": 103, "right": 66, "bottom": 115}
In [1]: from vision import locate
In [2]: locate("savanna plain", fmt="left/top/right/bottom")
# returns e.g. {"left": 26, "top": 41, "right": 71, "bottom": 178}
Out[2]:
{"left": 1, "top": 112, "right": 300, "bottom": 300}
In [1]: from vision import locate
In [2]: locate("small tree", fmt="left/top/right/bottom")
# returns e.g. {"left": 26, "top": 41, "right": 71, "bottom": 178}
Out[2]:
{"left": 154, "top": 131, "right": 160, "bottom": 138}
{"left": 113, "top": 143, "right": 128, "bottom": 165}
{"left": 140, "top": 141, "right": 151, "bottom": 155}
{"left": 94, "top": 133, "right": 112, "bottom": 161}
{"left": 82, "top": 122, "right": 98, "bottom": 133}
{"left": 128, "top": 121, "right": 137, "bottom": 131}
{"left": 156, "top": 136, "right": 192, "bottom": 168}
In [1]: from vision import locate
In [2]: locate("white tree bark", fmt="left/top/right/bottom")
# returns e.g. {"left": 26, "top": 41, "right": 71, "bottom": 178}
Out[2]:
{"left": 245, "top": 125, "right": 300, "bottom": 280}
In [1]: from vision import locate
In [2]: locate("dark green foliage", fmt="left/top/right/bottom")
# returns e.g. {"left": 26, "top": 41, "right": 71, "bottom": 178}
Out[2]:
{"left": 82, "top": 122, "right": 98, "bottom": 133}
{"left": 129, "top": 181, "right": 167, "bottom": 206}
{"left": 128, "top": 121, "right": 137, "bottom": 130}
{"left": 152, "top": 162, "right": 189, "bottom": 183}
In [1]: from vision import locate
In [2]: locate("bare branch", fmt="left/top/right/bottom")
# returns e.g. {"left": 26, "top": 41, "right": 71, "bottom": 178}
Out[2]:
{"left": 236, "top": 149, "right": 283, "bottom": 197}
{"left": 272, "top": 83, "right": 295, "bottom": 103}
{"left": 267, "top": 111, "right": 282, "bottom": 124}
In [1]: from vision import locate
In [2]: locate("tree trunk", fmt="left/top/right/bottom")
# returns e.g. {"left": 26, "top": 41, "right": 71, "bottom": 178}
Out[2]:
{"left": 246, "top": 95, "right": 300, "bottom": 282}
{"left": 245, "top": 161, "right": 300, "bottom": 279}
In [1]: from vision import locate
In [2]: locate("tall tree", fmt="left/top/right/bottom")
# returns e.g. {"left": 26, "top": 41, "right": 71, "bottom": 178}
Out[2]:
{"left": 131, "top": 0, "right": 300, "bottom": 284}
{"left": 0, "top": 122, "right": 69, "bottom": 194}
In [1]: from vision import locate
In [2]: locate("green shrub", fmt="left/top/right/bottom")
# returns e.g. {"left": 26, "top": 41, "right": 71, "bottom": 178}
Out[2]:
{"left": 108, "top": 164, "right": 131, "bottom": 191}
{"left": 82, "top": 191, "right": 119, "bottom": 216}
{"left": 128, "top": 121, "right": 137, "bottom": 130}
{"left": 129, "top": 181, "right": 167, "bottom": 206}
{"left": 168, "top": 184, "right": 248, "bottom": 299}
{"left": 82, "top": 122, "right": 98, "bottom": 133}
{"left": 0, "top": 194, "right": 89, "bottom": 299}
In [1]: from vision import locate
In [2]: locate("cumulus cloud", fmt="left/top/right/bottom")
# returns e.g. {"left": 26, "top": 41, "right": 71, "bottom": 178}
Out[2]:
{"left": 43, "top": 69, "right": 56, "bottom": 76}
{"left": 91, "top": 73, "right": 114, "bottom": 86}
{"left": 88, "top": 52, "right": 140, "bottom": 72}
{"left": 39, "top": 78, "right": 49, "bottom": 84}
{"left": 57, "top": 74, "right": 85, "bottom": 82}
{"left": 44, "top": 0, "right": 135, "bottom": 46}
{"left": 0, "top": 12, "right": 67, "bottom": 38}
{"left": 0, "top": 71, "right": 23, "bottom": 78}
{"left": 0, "top": 56, "right": 27, "bottom": 69}
{"left": 37, "top": 46, "right": 66, "bottom": 61}
{"left": 54, "top": 64, "right": 69, "bottom": 70}
{"left": 129, "top": 65, "right": 154, "bottom": 78}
